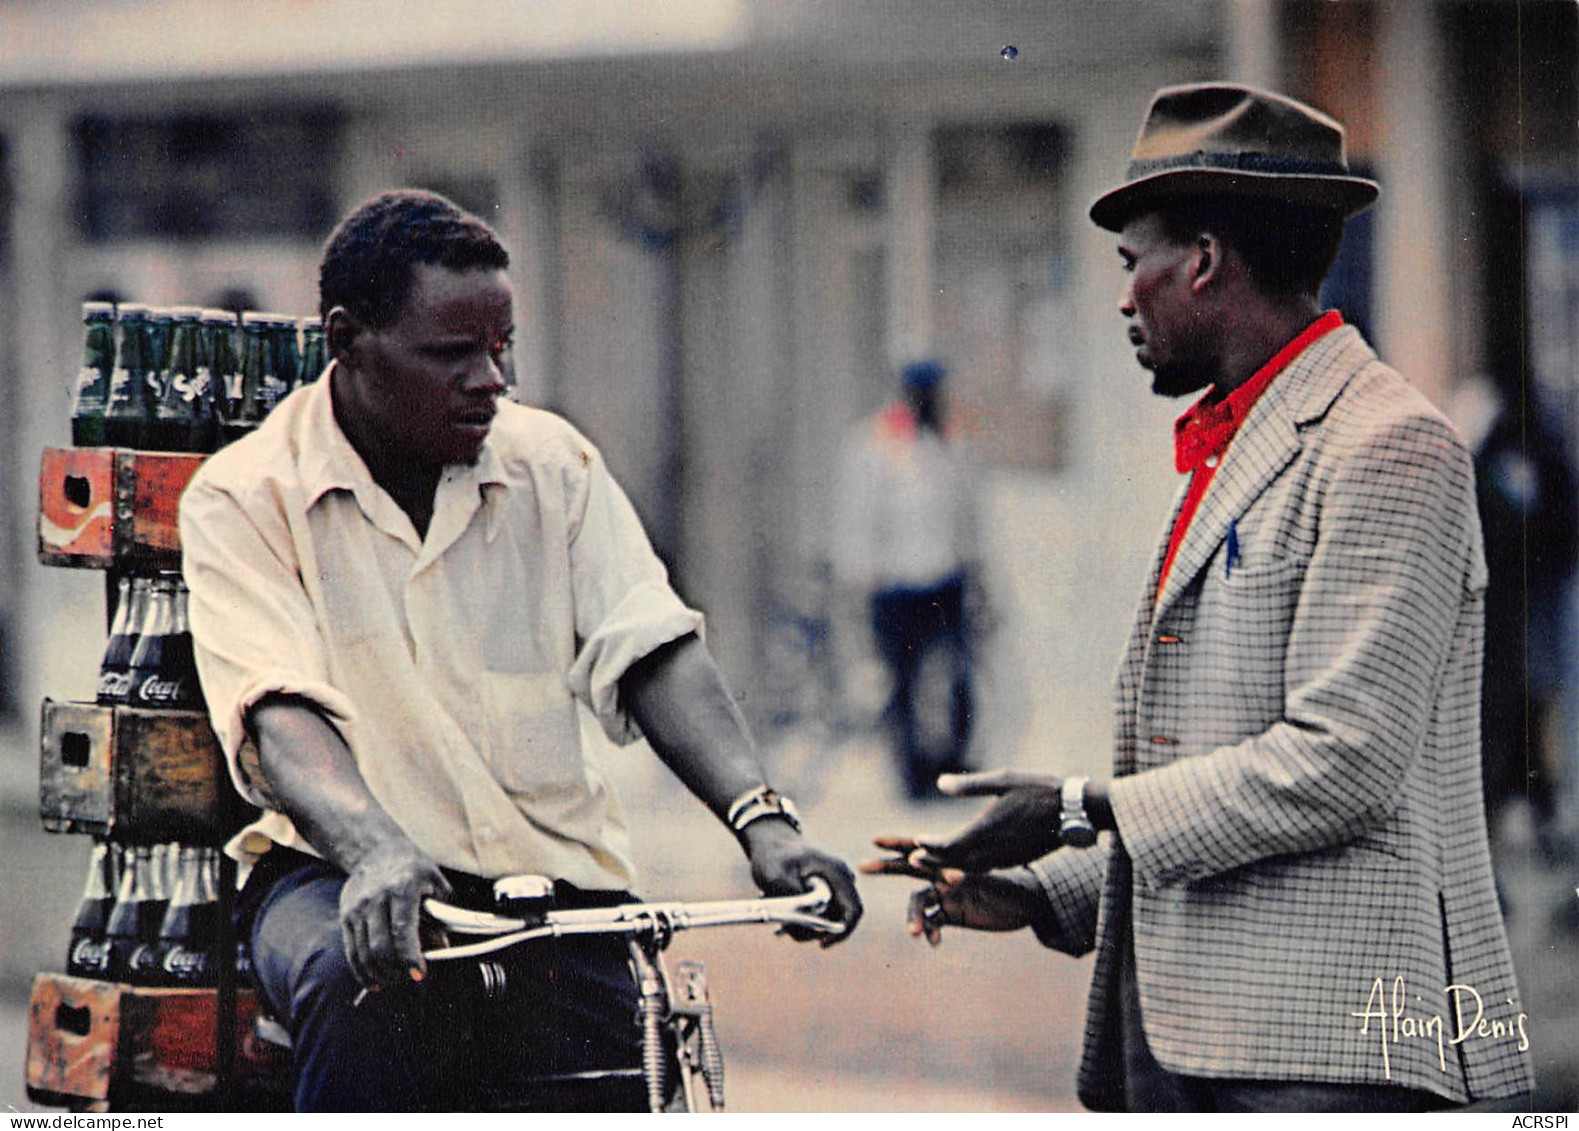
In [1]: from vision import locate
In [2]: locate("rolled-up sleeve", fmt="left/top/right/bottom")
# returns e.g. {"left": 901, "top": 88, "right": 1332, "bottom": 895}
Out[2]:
{"left": 179, "top": 473, "right": 358, "bottom": 806}
{"left": 563, "top": 448, "right": 704, "bottom": 745}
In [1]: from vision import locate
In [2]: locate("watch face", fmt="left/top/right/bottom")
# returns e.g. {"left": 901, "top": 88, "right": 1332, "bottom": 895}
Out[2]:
{"left": 1060, "top": 820, "right": 1098, "bottom": 849}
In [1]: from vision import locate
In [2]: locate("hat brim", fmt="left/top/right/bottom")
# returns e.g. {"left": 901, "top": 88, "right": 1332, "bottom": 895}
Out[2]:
{"left": 1089, "top": 168, "right": 1380, "bottom": 231}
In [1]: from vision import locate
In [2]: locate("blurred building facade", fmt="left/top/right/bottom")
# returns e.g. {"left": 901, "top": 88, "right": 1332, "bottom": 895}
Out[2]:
{"left": 0, "top": 1, "right": 1574, "bottom": 787}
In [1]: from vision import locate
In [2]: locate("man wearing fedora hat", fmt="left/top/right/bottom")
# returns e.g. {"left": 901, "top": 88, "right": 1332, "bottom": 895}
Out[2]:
{"left": 865, "top": 84, "right": 1532, "bottom": 1111}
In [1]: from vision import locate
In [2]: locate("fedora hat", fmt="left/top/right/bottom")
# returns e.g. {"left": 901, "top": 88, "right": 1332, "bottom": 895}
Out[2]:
{"left": 1089, "top": 83, "right": 1380, "bottom": 231}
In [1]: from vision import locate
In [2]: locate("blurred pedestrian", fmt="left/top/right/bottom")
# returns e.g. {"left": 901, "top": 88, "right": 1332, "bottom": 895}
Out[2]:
{"left": 864, "top": 83, "right": 1532, "bottom": 1112}
{"left": 1453, "top": 372, "right": 1579, "bottom": 863}
{"left": 831, "top": 359, "right": 981, "bottom": 800}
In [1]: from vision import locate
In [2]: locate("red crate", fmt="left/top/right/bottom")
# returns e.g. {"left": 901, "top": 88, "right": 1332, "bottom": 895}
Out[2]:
{"left": 38, "top": 448, "right": 205, "bottom": 570}
{"left": 26, "top": 973, "right": 290, "bottom": 1110}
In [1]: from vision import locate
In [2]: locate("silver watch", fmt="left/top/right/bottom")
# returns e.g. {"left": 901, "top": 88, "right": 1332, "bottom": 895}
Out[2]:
{"left": 1059, "top": 776, "right": 1097, "bottom": 848}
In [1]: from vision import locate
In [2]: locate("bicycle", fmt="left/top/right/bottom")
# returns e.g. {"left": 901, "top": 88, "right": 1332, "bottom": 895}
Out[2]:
{"left": 419, "top": 875, "right": 844, "bottom": 1112}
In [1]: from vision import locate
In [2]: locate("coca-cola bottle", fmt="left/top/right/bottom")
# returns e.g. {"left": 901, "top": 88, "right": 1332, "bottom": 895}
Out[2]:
{"left": 156, "top": 845, "right": 220, "bottom": 986}
{"left": 123, "top": 844, "right": 176, "bottom": 983}
{"left": 125, "top": 576, "right": 203, "bottom": 711}
{"left": 65, "top": 842, "right": 120, "bottom": 979}
{"left": 96, "top": 576, "right": 150, "bottom": 706}
{"left": 106, "top": 845, "right": 166, "bottom": 982}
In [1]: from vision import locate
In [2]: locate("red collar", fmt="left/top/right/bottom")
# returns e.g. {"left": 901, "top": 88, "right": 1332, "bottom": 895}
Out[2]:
{"left": 1172, "top": 310, "right": 1343, "bottom": 474}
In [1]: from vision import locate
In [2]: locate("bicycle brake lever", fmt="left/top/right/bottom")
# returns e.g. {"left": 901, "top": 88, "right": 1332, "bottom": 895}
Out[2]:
{"left": 423, "top": 899, "right": 529, "bottom": 936}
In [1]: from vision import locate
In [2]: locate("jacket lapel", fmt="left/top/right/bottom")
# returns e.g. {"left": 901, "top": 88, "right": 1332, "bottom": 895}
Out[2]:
{"left": 1152, "top": 325, "right": 1367, "bottom": 620}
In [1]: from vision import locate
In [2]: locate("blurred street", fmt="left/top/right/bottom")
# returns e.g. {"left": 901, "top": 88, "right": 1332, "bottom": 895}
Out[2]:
{"left": 3, "top": 712, "right": 1576, "bottom": 1114}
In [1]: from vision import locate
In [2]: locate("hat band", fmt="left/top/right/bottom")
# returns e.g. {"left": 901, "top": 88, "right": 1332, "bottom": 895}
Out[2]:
{"left": 1126, "top": 150, "right": 1355, "bottom": 180}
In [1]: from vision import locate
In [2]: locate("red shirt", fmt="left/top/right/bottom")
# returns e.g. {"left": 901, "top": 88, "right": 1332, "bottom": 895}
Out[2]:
{"left": 1156, "top": 311, "right": 1344, "bottom": 599}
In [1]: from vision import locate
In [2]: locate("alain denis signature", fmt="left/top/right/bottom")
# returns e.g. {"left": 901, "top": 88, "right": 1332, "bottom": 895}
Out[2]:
{"left": 1352, "top": 975, "right": 1529, "bottom": 1079}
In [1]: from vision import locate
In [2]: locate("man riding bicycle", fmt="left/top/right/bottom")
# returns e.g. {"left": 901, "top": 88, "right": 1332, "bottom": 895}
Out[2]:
{"left": 179, "top": 189, "right": 862, "bottom": 1112}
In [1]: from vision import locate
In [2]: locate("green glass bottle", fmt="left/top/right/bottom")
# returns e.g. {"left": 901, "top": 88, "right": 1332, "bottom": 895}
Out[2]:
{"left": 203, "top": 309, "right": 243, "bottom": 447}
{"left": 233, "top": 312, "right": 275, "bottom": 436}
{"left": 104, "top": 303, "right": 153, "bottom": 449}
{"left": 297, "top": 316, "right": 325, "bottom": 386}
{"left": 152, "top": 307, "right": 218, "bottom": 452}
{"left": 270, "top": 315, "right": 302, "bottom": 395}
{"left": 70, "top": 301, "right": 118, "bottom": 447}
{"left": 146, "top": 306, "right": 175, "bottom": 413}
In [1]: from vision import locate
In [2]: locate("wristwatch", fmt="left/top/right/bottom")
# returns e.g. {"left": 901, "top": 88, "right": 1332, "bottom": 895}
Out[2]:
{"left": 725, "top": 785, "right": 802, "bottom": 836}
{"left": 1059, "top": 776, "right": 1098, "bottom": 848}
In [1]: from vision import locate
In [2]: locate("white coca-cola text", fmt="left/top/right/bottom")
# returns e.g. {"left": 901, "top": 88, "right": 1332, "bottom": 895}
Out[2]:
{"left": 136, "top": 673, "right": 194, "bottom": 705}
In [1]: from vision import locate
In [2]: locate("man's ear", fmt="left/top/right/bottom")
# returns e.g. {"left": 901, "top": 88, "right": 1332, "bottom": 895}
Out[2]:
{"left": 325, "top": 307, "right": 361, "bottom": 364}
{"left": 1190, "top": 232, "right": 1225, "bottom": 293}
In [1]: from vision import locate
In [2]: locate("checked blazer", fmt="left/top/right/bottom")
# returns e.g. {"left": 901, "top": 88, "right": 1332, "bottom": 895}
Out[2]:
{"left": 1027, "top": 325, "right": 1533, "bottom": 1105}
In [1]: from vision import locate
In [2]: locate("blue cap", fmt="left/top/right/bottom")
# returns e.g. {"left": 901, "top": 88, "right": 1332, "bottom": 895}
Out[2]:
{"left": 900, "top": 359, "right": 945, "bottom": 390}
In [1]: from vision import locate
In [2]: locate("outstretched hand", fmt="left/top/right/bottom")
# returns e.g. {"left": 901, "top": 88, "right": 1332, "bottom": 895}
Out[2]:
{"left": 859, "top": 834, "right": 1043, "bottom": 946}
{"left": 897, "top": 769, "right": 1066, "bottom": 873}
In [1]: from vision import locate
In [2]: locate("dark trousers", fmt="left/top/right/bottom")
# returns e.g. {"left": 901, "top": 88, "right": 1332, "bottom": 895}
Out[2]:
{"left": 243, "top": 850, "right": 646, "bottom": 1112}
{"left": 870, "top": 574, "right": 973, "bottom": 798}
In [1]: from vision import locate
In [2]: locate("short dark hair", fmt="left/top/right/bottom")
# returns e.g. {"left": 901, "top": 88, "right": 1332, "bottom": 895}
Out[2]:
{"left": 318, "top": 189, "right": 510, "bottom": 328}
{"left": 1155, "top": 197, "right": 1345, "bottom": 300}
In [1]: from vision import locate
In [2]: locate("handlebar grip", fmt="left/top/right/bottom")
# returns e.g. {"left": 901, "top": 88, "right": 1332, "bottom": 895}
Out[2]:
{"left": 798, "top": 876, "right": 833, "bottom": 913}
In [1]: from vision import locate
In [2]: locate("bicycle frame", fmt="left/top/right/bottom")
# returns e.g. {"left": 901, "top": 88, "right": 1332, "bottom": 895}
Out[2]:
{"left": 421, "top": 879, "right": 841, "bottom": 1112}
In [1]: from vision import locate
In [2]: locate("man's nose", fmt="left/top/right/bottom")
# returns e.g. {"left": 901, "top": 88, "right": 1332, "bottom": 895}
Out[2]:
{"left": 461, "top": 354, "right": 507, "bottom": 394}
{"left": 1119, "top": 281, "right": 1136, "bottom": 318}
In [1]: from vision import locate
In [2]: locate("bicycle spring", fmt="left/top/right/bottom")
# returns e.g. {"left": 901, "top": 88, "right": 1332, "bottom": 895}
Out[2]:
{"left": 698, "top": 1007, "right": 725, "bottom": 1111}
{"left": 639, "top": 990, "right": 666, "bottom": 1111}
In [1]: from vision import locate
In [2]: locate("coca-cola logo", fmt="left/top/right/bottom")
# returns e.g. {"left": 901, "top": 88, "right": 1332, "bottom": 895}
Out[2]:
{"left": 69, "top": 936, "right": 110, "bottom": 974}
{"left": 97, "top": 670, "right": 133, "bottom": 699}
{"left": 162, "top": 947, "right": 209, "bottom": 982}
{"left": 128, "top": 942, "right": 162, "bottom": 975}
{"left": 137, "top": 673, "right": 195, "bottom": 705}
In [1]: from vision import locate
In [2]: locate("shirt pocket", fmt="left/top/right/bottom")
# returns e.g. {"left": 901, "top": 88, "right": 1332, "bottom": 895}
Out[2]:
{"left": 478, "top": 669, "right": 585, "bottom": 798}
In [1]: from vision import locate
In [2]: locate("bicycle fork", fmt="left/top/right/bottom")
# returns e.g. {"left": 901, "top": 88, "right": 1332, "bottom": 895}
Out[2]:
{"left": 628, "top": 942, "right": 726, "bottom": 1112}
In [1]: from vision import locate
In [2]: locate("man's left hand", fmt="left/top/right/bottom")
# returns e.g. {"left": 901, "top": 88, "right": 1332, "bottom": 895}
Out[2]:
{"left": 902, "top": 769, "right": 1066, "bottom": 872}
{"left": 739, "top": 818, "right": 863, "bottom": 945}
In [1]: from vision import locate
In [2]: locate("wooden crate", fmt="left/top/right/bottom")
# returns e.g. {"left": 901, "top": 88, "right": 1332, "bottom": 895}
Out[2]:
{"left": 26, "top": 973, "right": 291, "bottom": 1110}
{"left": 37, "top": 447, "right": 205, "bottom": 570}
{"left": 39, "top": 700, "right": 246, "bottom": 844}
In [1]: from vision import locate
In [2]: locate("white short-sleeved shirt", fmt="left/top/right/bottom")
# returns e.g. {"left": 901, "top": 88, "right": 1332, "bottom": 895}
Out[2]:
{"left": 179, "top": 366, "right": 703, "bottom": 889}
{"left": 830, "top": 405, "right": 978, "bottom": 592}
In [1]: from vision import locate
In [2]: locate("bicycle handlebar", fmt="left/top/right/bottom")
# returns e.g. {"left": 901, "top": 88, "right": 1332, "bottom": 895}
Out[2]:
{"left": 422, "top": 877, "right": 842, "bottom": 962}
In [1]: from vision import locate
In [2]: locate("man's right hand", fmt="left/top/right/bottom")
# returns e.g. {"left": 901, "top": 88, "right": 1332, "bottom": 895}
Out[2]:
{"left": 859, "top": 835, "right": 1043, "bottom": 947}
{"left": 337, "top": 841, "right": 452, "bottom": 991}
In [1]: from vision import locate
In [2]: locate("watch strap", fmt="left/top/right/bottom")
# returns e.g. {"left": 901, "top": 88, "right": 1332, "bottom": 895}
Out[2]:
{"left": 725, "top": 785, "right": 802, "bottom": 835}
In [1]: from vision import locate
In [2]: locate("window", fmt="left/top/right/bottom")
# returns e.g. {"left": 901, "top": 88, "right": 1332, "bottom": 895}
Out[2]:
{"left": 75, "top": 109, "right": 341, "bottom": 241}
